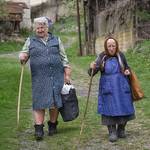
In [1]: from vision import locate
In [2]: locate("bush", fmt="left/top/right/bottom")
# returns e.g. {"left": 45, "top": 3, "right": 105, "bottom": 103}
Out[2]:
{"left": 20, "top": 28, "right": 32, "bottom": 37}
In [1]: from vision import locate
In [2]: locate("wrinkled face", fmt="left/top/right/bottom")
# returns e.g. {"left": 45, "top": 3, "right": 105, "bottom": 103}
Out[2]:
{"left": 35, "top": 23, "right": 48, "bottom": 38}
{"left": 106, "top": 39, "right": 117, "bottom": 56}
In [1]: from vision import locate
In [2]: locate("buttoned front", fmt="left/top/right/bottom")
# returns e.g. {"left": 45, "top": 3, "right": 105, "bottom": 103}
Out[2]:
{"left": 29, "top": 33, "right": 64, "bottom": 110}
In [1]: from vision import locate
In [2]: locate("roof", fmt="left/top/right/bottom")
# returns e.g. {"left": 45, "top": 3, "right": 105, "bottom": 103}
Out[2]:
{"left": 6, "top": 1, "right": 29, "bottom": 14}
{"left": 0, "top": 1, "right": 28, "bottom": 21}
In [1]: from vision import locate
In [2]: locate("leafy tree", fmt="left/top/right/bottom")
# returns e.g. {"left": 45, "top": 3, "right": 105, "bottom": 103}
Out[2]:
{"left": 0, "top": 0, "right": 7, "bottom": 17}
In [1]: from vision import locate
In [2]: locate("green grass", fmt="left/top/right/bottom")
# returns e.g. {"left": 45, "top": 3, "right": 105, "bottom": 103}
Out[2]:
{"left": 133, "top": 40, "right": 150, "bottom": 58}
{"left": 125, "top": 49, "right": 150, "bottom": 118}
{"left": 0, "top": 58, "right": 31, "bottom": 150}
{"left": 137, "top": 9, "right": 150, "bottom": 21}
{"left": 0, "top": 41, "right": 23, "bottom": 54}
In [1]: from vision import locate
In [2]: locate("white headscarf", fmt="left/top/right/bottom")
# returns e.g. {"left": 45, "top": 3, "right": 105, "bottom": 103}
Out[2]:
{"left": 33, "top": 17, "right": 49, "bottom": 29}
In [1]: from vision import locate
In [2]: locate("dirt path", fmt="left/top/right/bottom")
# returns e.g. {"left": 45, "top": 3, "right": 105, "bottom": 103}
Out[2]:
{"left": 1, "top": 41, "right": 150, "bottom": 150}
{"left": 0, "top": 52, "right": 19, "bottom": 59}
{"left": 70, "top": 64, "right": 150, "bottom": 150}
{"left": 16, "top": 64, "right": 150, "bottom": 150}
{"left": 73, "top": 66, "right": 150, "bottom": 150}
{"left": 78, "top": 117, "right": 150, "bottom": 150}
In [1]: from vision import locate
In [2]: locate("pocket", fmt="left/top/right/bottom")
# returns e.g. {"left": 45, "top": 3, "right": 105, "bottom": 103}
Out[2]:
{"left": 122, "top": 78, "right": 131, "bottom": 93}
{"left": 101, "top": 81, "right": 112, "bottom": 95}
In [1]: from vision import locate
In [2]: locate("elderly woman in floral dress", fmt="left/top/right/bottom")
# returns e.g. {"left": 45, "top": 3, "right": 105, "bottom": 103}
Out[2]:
{"left": 19, "top": 17, "right": 71, "bottom": 140}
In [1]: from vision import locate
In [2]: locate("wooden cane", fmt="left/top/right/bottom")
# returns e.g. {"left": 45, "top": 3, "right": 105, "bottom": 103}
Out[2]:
{"left": 17, "top": 64, "right": 25, "bottom": 128}
{"left": 73, "top": 69, "right": 94, "bottom": 150}
{"left": 79, "top": 69, "right": 94, "bottom": 135}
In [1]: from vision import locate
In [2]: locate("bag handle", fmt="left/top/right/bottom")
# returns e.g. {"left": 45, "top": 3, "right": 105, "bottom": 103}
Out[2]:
{"left": 117, "top": 53, "right": 125, "bottom": 73}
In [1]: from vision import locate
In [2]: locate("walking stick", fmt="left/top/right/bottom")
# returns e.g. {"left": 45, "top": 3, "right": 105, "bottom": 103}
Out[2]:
{"left": 74, "top": 69, "right": 94, "bottom": 149}
{"left": 17, "top": 64, "right": 25, "bottom": 128}
{"left": 80, "top": 69, "right": 94, "bottom": 135}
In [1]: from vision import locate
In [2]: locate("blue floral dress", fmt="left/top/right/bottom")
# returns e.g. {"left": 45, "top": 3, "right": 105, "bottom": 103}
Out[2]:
{"left": 29, "top": 34, "right": 64, "bottom": 110}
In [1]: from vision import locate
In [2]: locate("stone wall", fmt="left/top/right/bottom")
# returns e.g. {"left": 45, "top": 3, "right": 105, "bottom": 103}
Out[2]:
{"left": 31, "top": 0, "right": 75, "bottom": 22}
{"left": 94, "top": 0, "right": 135, "bottom": 54}
{"left": 95, "top": 29, "right": 134, "bottom": 54}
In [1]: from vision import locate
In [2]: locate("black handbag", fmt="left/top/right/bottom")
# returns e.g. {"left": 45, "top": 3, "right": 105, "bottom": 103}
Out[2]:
{"left": 59, "top": 88, "right": 79, "bottom": 122}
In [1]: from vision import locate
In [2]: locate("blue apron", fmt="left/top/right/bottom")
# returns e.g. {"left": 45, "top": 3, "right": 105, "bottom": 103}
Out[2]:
{"left": 98, "top": 57, "right": 135, "bottom": 116}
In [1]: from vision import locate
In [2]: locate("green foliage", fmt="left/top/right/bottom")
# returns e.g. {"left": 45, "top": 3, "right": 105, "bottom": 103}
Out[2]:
{"left": 53, "top": 16, "right": 78, "bottom": 35}
{"left": 0, "top": 0, "right": 7, "bottom": 17}
{"left": 137, "top": 9, "right": 150, "bottom": 21}
{"left": 19, "top": 28, "right": 32, "bottom": 38}
{"left": 131, "top": 40, "right": 150, "bottom": 59}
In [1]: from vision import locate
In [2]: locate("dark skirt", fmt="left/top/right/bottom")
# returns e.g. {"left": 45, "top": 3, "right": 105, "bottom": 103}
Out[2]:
{"left": 101, "top": 114, "right": 135, "bottom": 125}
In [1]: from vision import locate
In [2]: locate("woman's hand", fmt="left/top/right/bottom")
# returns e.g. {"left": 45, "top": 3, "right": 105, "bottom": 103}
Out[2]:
{"left": 64, "top": 75, "right": 71, "bottom": 84}
{"left": 64, "top": 66, "right": 71, "bottom": 84}
{"left": 90, "top": 61, "right": 96, "bottom": 70}
{"left": 124, "top": 69, "right": 130, "bottom": 75}
{"left": 19, "top": 52, "right": 29, "bottom": 64}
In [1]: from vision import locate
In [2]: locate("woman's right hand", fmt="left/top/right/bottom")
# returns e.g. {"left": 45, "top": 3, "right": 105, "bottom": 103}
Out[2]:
{"left": 19, "top": 52, "right": 29, "bottom": 64}
{"left": 90, "top": 61, "right": 96, "bottom": 70}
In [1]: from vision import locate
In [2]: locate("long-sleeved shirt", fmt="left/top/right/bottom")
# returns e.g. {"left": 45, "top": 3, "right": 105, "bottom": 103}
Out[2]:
{"left": 20, "top": 36, "right": 69, "bottom": 67}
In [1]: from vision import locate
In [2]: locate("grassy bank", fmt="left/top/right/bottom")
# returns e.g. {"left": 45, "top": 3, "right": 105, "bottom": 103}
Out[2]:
{"left": 0, "top": 58, "right": 31, "bottom": 150}
{"left": 0, "top": 41, "right": 23, "bottom": 54}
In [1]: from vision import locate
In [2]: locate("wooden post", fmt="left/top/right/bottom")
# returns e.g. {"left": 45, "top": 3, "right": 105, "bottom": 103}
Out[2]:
{"left": 83, "top": 0, "right": 88, "bottom": 42}
{"left": 83, "top": 0, "right": 88, "bottom": 55}
{"left": 76, "top": 0, "right": 82, "bottom": 56}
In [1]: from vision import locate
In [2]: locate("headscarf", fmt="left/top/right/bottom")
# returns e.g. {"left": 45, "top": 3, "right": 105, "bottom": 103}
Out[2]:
{"left": 104, "top": 37, "right": 119, "bottom": 56}
{"left": 33, "top": 17, "right": 49, "bottom": 29}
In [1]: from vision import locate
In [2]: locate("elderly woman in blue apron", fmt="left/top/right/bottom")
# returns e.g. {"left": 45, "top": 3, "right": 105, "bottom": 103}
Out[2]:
{"left": 89, "top": 37, "right": 135, "bottom": 142}
{"left": 19, "top": 17, "right": 71, "bottom": 140}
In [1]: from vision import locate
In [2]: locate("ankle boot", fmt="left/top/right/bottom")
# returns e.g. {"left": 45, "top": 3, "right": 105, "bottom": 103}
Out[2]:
{"left": 107, "top": 125, "right": 118, "bottom": 142}
{"left": 34, "top": 124, "right": 44, "bottom": 140}
{"left": 47, "top": 121, "right": 58, "bottom": 136}
{"left": 117, "top": 124, "right": 126, "bottom": 138}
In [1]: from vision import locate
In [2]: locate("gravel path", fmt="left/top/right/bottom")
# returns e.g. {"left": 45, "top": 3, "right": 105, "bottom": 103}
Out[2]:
{"left": 0, "top": 52, "right": 19, "bottom": 59}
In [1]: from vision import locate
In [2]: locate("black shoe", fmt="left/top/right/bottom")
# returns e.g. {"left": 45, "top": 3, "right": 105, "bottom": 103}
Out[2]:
{"left": 34, "top": 124, "right": 44, "bottom": 140}
{"left": 47, "top": 121, "right": 58, "bottom": 136}
{"left": 117, "top": 124, "right": 126, "bottom": 138}
{"left": 107, "top": 125, "right": 118, "bottom": 142}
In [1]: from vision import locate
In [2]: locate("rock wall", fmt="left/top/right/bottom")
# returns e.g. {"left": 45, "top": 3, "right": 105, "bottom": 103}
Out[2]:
{"left": 86, "top": 0, "right": 150, "bottom": 55}
{"left": 31, "top": 0, "right": 76, "bottom": 22}
{"left": 95, "top": 0, "right": 135, "bottom": 53}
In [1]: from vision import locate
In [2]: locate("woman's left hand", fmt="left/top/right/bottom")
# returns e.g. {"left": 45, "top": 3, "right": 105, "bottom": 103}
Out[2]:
{"left": 64, "top": 66, "right": 71, "bottom": 84}
{"left": 64, "top": 75, "right": 71, "bottom": 84}
{"left": 124, "top": 69, "right": 130, "bottom": 75}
